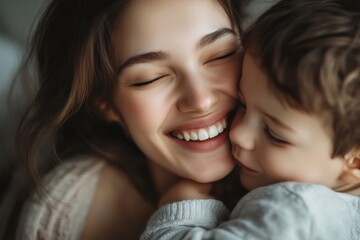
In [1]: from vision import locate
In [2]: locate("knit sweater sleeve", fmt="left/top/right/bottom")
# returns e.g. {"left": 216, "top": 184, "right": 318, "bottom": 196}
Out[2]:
{"left": 141, "top": 182, "right": 352, "bottom": 240}
{"left": 16, "top": 157, "right": 106, "bottom": 240}
{"left": 141, "top": 199, "right": 230, "bottom": 240}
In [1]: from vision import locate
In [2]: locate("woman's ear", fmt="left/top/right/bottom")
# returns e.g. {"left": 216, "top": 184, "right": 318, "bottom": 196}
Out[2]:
{"left": 340, "top": 147, "right": 360, "bottom": 184}
{"left": 94, "top": 99, "right": 130, "bottom": 137}
{"left": 94, "top": 100, "right": 121, "bottom": 123}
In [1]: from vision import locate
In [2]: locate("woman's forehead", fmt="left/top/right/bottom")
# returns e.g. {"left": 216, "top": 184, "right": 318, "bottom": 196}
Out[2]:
{"left": 112, "top": 0, "right": 231, "bottom": 64}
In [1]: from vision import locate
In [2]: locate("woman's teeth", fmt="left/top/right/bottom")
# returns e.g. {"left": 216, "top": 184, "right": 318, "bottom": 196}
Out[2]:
{"left": 172, "top": 119, "right": 227, "bottom": 142}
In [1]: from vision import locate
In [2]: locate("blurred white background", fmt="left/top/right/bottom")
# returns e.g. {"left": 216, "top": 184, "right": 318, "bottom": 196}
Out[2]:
{"left": 0, "top": 0, "right": 46, "bottom": 163}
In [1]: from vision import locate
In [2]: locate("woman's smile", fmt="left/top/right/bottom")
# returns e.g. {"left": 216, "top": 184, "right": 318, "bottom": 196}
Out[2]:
{"left": 167, "top": 111, "right": 231, "bottom": 152}
{"left": 171, "top": 118, "right": 227, "bottom": 142}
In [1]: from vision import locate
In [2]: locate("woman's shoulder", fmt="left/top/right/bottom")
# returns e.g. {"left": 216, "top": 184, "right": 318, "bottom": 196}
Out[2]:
{"left": 18, "top": 155, "right": 154, "bottom": 240}
{"left": 43, "top": 156, "right": 107, "bottom": 189}
{"left": 80, "top": 160, "right": 154, "bottom": 239}
{"left": 17, "top": 156, "right": 107, "bottom": 240}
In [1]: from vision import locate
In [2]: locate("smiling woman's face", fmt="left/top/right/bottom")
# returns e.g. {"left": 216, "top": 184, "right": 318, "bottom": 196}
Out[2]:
{"left": 105, "top": 0, "right": 241, "bottom": 183}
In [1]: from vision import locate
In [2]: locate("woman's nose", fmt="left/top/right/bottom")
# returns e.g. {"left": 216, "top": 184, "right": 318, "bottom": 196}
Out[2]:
{"left": 229, "top": 110, "right": 255, "bottom": 151}
{"left": 176, "top": 76, "right": 218, "bottom": 113}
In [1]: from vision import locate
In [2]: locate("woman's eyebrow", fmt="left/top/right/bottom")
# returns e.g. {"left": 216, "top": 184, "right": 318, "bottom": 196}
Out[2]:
{"left": 196, "top": 27, "right": 237, "bottom": 49}
{"left": 118, "top": 51, "right": 168, "bottom": 73}
{"left": 118, "top": 28, "right": 236, "bottom": 73}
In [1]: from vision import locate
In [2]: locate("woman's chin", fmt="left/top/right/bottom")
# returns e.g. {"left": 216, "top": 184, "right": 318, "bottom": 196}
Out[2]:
{"left": 186, "top": 162, "right": 235, "bottom": 183}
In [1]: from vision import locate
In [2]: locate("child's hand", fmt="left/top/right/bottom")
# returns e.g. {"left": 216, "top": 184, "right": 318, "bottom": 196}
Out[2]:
{"left": 159, "top": 179, "right": 214, "bottom": 207}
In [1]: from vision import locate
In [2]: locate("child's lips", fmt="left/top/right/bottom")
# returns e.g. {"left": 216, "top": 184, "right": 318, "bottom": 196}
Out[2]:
{"left": 236, "top": 161, "right": 258, "bottom": 173}
{"left": 232, "top": 146, "right": 258, "bottom": 174}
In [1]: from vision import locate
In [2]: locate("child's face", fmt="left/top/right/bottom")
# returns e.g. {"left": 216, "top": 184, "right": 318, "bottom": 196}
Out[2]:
{"left": 230, "top": 53, "right": 345, "bottom": 190}
{"left": 104, "top": 0, "right": 242, "bottom": 183}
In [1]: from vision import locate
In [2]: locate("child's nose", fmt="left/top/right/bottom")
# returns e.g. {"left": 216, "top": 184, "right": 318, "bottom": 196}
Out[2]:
{"left": 229, "top": 110, "right": 255, "bottom": 151}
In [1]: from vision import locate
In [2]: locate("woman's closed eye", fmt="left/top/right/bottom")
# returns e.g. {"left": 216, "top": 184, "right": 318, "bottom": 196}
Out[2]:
{"left": 130, "top": 75, "right": 169, "bottom": 87}
{"left": 263, "top": 125, "right": 289, "bottom": 145}
{"left": 213, "top": 50, "right": 237, "bottom": 60}
{"left": 205, "top": 48, "right": 239, "bottom": 64}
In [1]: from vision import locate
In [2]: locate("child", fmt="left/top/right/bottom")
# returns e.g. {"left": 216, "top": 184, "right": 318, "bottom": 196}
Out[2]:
{"left": 141, "top": 0, "right": 360, "bottom": 239}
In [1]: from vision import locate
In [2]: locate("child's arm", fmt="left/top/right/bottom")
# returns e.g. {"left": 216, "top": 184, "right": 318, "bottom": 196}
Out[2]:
{"left": 145, "top": 179, "right": 231, "bottom": 239}
{"left": 141, "top": 182, "right": 351, "bottom": 240}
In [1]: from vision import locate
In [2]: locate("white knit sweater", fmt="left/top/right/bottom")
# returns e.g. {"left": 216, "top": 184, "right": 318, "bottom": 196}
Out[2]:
{"left": 16, "top": 157, "right": 105, "bottom": 240}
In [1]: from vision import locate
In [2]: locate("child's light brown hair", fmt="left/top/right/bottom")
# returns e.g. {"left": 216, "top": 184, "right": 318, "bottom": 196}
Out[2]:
{"left": 242, "top": 0, "right": 360, "bottom": 157}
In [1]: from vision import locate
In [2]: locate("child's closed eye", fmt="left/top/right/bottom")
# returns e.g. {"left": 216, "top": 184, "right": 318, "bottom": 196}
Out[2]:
{"left": 263, "top": 125, "right": 289, "bottom": 145}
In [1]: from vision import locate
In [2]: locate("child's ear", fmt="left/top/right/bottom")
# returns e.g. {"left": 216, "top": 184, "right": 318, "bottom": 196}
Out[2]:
{"left": 94, "top": 100, "right": 122, "bottom": 123}
{"left": 340, "top": 147, "right": 360, "bottom": 183}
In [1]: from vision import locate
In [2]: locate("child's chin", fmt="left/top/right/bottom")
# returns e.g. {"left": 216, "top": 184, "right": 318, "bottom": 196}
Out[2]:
{"left": 240, "top": 175, "right": 263, "bottom": 190}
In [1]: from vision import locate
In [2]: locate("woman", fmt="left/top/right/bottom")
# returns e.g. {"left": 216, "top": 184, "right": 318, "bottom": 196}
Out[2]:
{"left": 8, "top": 0, "right": 245, "bottom": 239}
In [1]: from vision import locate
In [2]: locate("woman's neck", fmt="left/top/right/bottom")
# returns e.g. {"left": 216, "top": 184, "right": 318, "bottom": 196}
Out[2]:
{"left": 148, "top": 161, "right": 180, "bottom": 198}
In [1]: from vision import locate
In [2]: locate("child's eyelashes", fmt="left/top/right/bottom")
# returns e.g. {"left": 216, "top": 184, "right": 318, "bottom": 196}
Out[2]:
{"left": 236, "top": 97, "right": 289, "bottom": 146}
{"left": 263, "top": 125, "right": 289, "bottom": 145}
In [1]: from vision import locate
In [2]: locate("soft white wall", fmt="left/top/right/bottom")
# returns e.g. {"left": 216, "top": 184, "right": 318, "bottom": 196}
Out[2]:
{"left": 0, "top": 0, "right": 45, "bottom": 44}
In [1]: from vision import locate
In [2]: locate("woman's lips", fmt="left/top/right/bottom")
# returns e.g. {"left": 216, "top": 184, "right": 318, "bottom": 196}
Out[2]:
{"left": 167, "top": 110, "right": 230, "bottom": 133}
{"left": 169, "top": 128, "right": 229, "bottom": 152}
{"left": 171, "top": 118, "right": 227, "bottom": 141}
{"left": 166, "top": 111, "right": 234, "bottom": 152}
